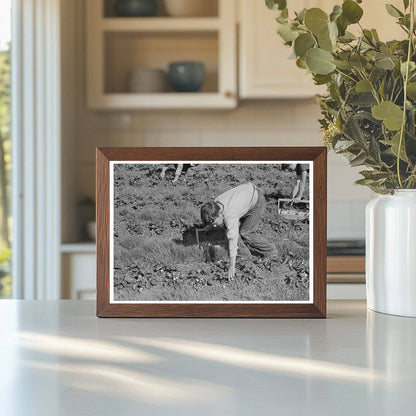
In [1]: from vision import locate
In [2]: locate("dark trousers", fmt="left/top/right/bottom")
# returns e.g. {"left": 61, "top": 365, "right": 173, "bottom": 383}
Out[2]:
{"left": 238, "top": 191, "right": 276, "bottom": 258}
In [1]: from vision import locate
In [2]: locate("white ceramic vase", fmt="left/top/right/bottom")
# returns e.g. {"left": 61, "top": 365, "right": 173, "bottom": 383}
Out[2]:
{"left": 366, "top": 190, "right": 416, "bottom": 317}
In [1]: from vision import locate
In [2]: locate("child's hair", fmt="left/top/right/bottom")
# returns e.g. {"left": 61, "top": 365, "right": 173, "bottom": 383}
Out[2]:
{"left": 200, "top": 201, "right": 221, "bottom": 225}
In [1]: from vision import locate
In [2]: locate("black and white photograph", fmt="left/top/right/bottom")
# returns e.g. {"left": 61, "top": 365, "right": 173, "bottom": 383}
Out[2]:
{"left": 110, "top": 161, "right": 313, "bottom": 303}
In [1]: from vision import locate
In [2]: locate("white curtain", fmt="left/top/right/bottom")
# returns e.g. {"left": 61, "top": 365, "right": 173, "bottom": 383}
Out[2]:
{"left": 12, "top": 0, "right": 61, "bottom": 299}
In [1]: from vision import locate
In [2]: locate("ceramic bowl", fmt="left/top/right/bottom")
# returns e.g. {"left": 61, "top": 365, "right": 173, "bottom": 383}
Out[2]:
{"left": 127, "top": 68, "right": 167, "bottom": 93}
{"left": 168, "top": 62, "right": 205, "bottom": 93}
{"left": 114, "top": 0, "right": 158, "bottom": 17}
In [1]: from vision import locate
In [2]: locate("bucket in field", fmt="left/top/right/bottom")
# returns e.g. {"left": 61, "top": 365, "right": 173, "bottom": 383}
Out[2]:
{"left": 277, "top": 198, "right": 309, "bottom": 220}
{"left": 204, "top": 244, "right": 227, "bottom": 263}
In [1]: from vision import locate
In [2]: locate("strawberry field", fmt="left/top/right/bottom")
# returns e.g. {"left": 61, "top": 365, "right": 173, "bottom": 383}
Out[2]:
{"left": 113, "top": 163, "right": 310, "bottom": 302}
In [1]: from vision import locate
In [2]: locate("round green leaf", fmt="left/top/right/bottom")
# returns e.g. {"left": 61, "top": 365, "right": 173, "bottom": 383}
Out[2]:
{"left": 277, "top": 23, "right": 299, "bottom": 42}
{"left": 407, "top": 82, "right": 416, "bottom": 99}
{"left": 376, "top": 57, "right": 395, "bottom": 70}
{"left": 304, "top": 8, "right": 329, "bottom": 35}
{"left": 356, "top": 79, "right": 372, "bottom": 92}
{"left": 318, "top": 32, "right": 333, "bottom": 52}
{"left": 333, "top": 59, "right": 353, "bottom": 70}
{"left": 336, "top": 15, "right": 348, "bottom": 36}
{"left": 296, "top": 57, "right": 307, "bottom": 69}
{"left": 330, "top": 5, "right": 343, "bottom": 22}
{"left": 313, "top": 74, "right": 332, "bottom": 85}
{"left": 401, "top": 61, "right": 416, "bottom": 76}
{"left": 306, "top": 48, "right": 335, "bottom": 75}
{"left": 371, "top": 101, "right": 403, "bottom": 131}
{"left": 317, "top": 22, "right": 338, "bottom": 52}
{"left": 350, "top": 53, "right": 368, "bottom": 69}
{"left": 342, "top": 0, "right": 363, "bottom": 24}
{"left": 296, "top": 8, "right": 307, "bottom": 22}
{"left": 266, "top": 0, "right": 287, "bottom": 11}
{"left": 328, "top": 21, "right": 338, "bottom": 42}
{"left": 294, "top": 33, "right": 315, "bottom": 57}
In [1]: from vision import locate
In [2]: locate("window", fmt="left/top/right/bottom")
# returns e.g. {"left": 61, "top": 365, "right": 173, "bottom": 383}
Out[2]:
{"left": 0, "top": 0, "right": 11, "bottom": 298}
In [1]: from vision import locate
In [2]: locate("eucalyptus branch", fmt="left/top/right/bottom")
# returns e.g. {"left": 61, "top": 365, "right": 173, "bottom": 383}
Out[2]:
{"left": 397, "top": 0, "right": 415, "bottom": 187}
{"left": 267, "top": 0, "right": 416, "bottom": 193}
{"left": 390, "top": 79, "right": 398, "bottom": 101}
{"left": 334, "top": 68, "right": 358, "bottom": 83}
{"left": 399, "top": 24, "right": 410, "bottom": 35}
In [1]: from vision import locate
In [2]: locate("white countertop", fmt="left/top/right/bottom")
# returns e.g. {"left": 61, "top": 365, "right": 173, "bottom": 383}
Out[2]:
{"left": 0, "top": 300, "right": 415, "bottom": 415}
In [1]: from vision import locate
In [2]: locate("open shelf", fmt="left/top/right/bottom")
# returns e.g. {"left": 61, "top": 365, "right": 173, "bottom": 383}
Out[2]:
{"left": 86, "top": 0, "right": 236, "bottom": 109}
{"left": 101, "top": 17, "right": 221, "bottom": 32}
{"left": 103, "top": 0, "right": 219, "bottom": 18}
{"left": 90, "top": 92, "right": 235, "bottom": 109}
{"left": 104, "top": 31, "right": 219, "bottom": 94}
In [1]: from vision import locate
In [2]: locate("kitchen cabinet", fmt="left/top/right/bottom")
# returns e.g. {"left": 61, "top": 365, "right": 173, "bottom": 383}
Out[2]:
{"left": 86, "top": 0, "right": 237, "bottom": 109}
{"left": 238, "top": 0, "right": 404, "bottom": 99}
{"left": 61, "top": 244, "right": 96, "bottom": 300}
{"left": 87, "top": 0, "right": 405, "bottom": 108}
{"left": 239, "top": 0, "right": 327, "bottom": 99}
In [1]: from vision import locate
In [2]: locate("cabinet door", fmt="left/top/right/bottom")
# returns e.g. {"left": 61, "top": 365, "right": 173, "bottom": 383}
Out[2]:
{"left": 239, "top": 0, "right": 323, "bottom": 99}
{"left": 239, "top": 0, "right": 403, "bottom": 99}
{"left": 61, "top": 253, "right": 96, "bottom": 300}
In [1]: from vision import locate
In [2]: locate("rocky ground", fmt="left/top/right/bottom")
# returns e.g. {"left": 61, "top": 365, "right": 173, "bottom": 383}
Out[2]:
{"left": 113, "top": 163, "right": 310, "bottom": 301}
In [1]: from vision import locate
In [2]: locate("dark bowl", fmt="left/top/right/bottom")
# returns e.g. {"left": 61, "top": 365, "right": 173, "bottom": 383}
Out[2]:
{"left": 169, "top": 62, "right": 206, "bottom": 93}
{"left": 114, "top": 0, "right": 158, "bottom": 17}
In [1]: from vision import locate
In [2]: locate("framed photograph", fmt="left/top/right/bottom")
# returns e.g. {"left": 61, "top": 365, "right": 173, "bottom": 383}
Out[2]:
{"left": 96, "top": 147, "right": 327, "bottom": 318}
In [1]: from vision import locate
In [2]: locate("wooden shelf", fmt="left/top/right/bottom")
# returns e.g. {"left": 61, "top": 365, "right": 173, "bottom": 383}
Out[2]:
{"left": 101, "top": 17, "right": 221, "bottom": 32}
{"left": 327, "top": 274, "right": 365, "bottom": 283}
{"left": 89, "top": 92, "right": 235, "bottom": 110}
{"left": 327, "top": 256, "right": 365, "bottom": 275}
{"left": 327, "top": 256, "right": 366, "bottom": 283}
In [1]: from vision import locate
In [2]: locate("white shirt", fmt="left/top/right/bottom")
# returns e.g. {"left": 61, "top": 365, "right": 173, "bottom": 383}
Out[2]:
{"left": 215, "top": 183, "right": 258, "bottom": 258}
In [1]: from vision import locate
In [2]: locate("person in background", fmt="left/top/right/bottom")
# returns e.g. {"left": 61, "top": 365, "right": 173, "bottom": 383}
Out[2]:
{"left": 200, "top": 183, "right": 277, "bottom": 280}
{"left": 290, "top": 163, "right": 309, "bottom": 202}
{"left": 160, "top": 163, "right": 197, "bottom": 184}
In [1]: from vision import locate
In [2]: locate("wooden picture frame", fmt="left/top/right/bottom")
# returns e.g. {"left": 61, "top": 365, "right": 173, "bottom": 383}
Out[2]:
{"left": 97, "top": 147, "right": 327, "bottom": 318}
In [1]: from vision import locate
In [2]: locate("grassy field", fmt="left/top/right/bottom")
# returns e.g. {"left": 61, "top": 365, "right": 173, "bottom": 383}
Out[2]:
{"left": 113, "top": 163, "right": 310, "bottom": 302}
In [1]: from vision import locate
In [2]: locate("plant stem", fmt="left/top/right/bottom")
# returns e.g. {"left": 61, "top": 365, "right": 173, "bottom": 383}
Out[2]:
{"left": 358, "top": 22, "right": 378, "bottom": 49}
{"left": 358, "top": 69, "right": 380, "bottom": 104}
{"left": 397, "top": 0, "right": 415, "bottom": 188}
{"left": 390, "top": 79, "right": 397, "bottom": 101}
{"left": 334, "top": 68, "right": 357, "bottom": 83}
